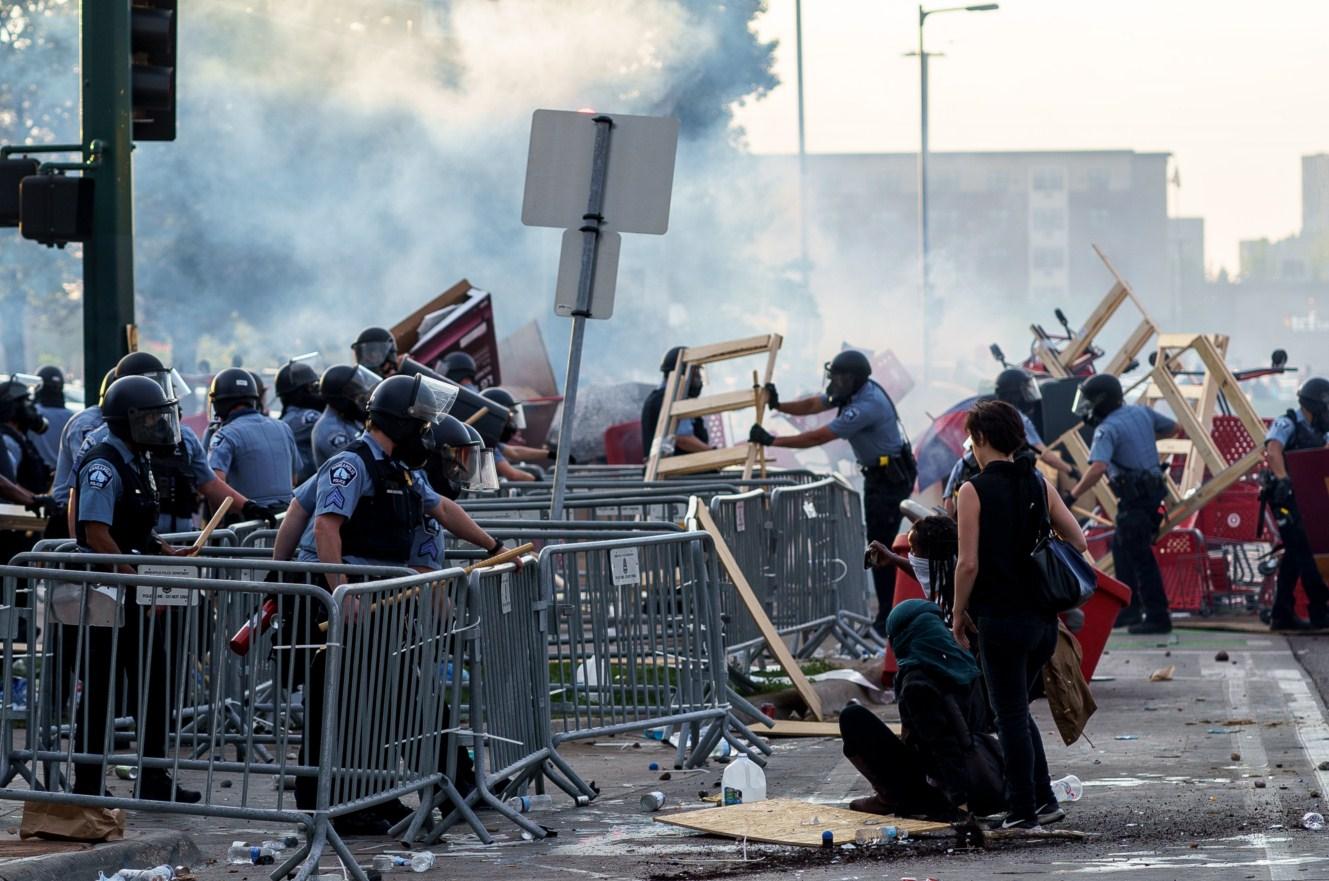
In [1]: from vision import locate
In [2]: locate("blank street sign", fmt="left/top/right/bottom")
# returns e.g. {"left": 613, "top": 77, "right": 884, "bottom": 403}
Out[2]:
{"left": 522, "top": 109, "right": 679, "bottom": 235}
{"left": 554, "top": 228, "right": 620, "bottom": 319}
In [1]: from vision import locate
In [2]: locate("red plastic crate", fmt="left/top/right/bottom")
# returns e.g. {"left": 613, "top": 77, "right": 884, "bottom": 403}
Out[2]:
{"left": 603, "top": 420, "right": 644, "bottom": 465}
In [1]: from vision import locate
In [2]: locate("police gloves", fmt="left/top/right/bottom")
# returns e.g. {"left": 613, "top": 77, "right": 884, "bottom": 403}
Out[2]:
{"left": 763, "top": 382, "right": 780, "bottom": 412}
{"left": 24, "top": 494, "right": 55, "bottom": 518}
{"left": 241, "top": 499, "right": 281, "bottom": 528}
{"left": 748, "top": 423, "right": 776, "bottom": 446}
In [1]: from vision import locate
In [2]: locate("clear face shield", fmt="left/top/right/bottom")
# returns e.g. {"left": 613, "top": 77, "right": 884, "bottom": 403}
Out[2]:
{"left": 510, "top": 402, "right": 527, "bottom": 431}
{"left": 344, "top": 365, "right": 384, "bottom": 413}
{"left": 5, "top": 373, "right": 48, "bottom": 433}
{"left": 469, "top": 448, "right": 500, "bottom": 493}
{"left": 1018, "top": 376, "right": 1042, "bottom": 404}
{"left": 405, "top": 376, "right": 461, "bottom": 425}
{"left": 1071, "top": 387, "right": 1094, "bottom": 421}
{"left": 128, "top": 403, "right": 182, "bottom": 450}
{"left": 141, "top": 368, "right": 192, "bottom": 402}
{"left": 353, "top": 340, "right": 396, "bottom": 372}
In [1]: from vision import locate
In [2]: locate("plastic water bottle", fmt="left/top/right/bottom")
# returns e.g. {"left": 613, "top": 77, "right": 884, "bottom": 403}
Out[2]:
{"left": 508, "top": 794, "right": 554, "bottom": 813}
{"left": 721, "top": 756, "right": 767, "bottom": 806}
{"left": 371, "top": 852, "right": 435, "bottom": 873}
{"left": 1303, "top": 812, "right": 1326, "bottom": 831}
{"left": 1051, "top": 774, "right": 1084, "bottom": 804}
{"left": 227, "top": 842, "right": 276, "bottom": 865}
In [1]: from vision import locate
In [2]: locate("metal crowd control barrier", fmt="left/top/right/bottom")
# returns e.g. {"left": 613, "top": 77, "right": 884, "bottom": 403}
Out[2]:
{"left": 0, "top": 562, "right": 348, "bottom": 881}
{"left": 768, "top": 478, "right": 880, "bottom": 658}
{"left": 698, "top": 490, "right": 771, "bottom": 655}
{"left": 539, "top": 532, "right": 770, "bottom": 767}
{"left": 462, "top": 494, "right": 696, "bottom": 523}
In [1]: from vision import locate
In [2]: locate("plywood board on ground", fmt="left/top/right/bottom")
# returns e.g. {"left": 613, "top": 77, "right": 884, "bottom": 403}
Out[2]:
{"left": 654, "top": 797, "right": 948, "bottom": 847}
{"left": 759, "top": 720, "right": 901, "bottom": 738}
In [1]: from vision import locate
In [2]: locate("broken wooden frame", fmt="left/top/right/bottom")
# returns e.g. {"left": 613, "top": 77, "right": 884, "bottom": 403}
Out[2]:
{"left": 643, "top": 333, "right": 782, "bottom": 480}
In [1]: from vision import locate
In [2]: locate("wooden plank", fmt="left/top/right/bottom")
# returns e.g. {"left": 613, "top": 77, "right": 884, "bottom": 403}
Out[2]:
{"left": 644, "top": 364, "right": 685, "bottom": 481}
{"left": 1094, "top": 243, "right": 1156, "bottom": 323}
{"left": 1149, "top": 368, "right": 1228, "bottom": 475}
{"left": 1033, "top": 338, "right": 1071, "bottom": 379}
{"left": 1162, "top": 448, "right": 1264, "bottom": 532}
{"left": 1062, "top": 281, "right": 1128, "bottom": 365}
{"left": 657, "top": 445, "right": 752, "bottom": 477}
{"left": 671, "top": 389, "right": 759, "bottom": 419}
{"left": 682, "top": 335, "right": 778, "bottom": 366}
{"left": 743, "top": 338, "right": 783, "bottom": 479}
{"left": 695, "top": 504, "right": 823, "bottom": 720}
{"left": 654, "top": 797, "right": 948, "bottom": 847}
{"left": 1103, "top": 319, "right": 1157, "bottom": 377}
{"left": 1056, "top": 431, "right": 1117, "bottom": 519}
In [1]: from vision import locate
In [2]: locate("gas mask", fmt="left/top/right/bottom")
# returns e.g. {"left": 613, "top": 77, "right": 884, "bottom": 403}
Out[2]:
{"left": 16, "top": 400, "right": 48, "bottom": 434}
{"left": 426, "top": 449, "right": 466, "bottom": 501}
{"left": 391, "top": 423, "right": 435, "bottom": 470}
{"left": 500, "top": 421, "right": 516, "bottom": 444}
{"left": 825, "top": 371, "right": 862, "bottom": 408}
{"left": 1306, "top": 402, "right": 1329, "bottom": 434}
{"left": 128, "top": 405, "right": 182, "bottom": 455}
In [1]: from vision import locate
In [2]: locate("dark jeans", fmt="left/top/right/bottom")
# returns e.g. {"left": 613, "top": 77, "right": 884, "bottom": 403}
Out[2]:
{"left": 864, "top": 471, "right": 909, "bottom": 630}
{"left": 1113, "top": 504, "right": 1169, "bottom": 623}
{"left": 839, "top": 703, "right": 954, "bottom": 818}
{"left": 1273, "top": 520, "right": 1329, "bottom": 624}
{"left": 976, "top": 614, "right": 1057, "bottom": 822}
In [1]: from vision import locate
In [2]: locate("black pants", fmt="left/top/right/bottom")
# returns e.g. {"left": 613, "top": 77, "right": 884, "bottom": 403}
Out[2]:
{"left": 71, "top": 612, "right": 172, "bottom": 795}
{"left": 976, "top": 614, "right": 1057, "bottom": 823}
{"left": 1113, "top": 503, "right": 1169, "bottom": 623}
{"left": 864, "top": 470, "right": 910, "bottom": 630}
{"left": 1273, "top": 520, "right": 1329, "bottom": 625}
{"left": 839, "top": 703, "right": 954, "bottom": 818}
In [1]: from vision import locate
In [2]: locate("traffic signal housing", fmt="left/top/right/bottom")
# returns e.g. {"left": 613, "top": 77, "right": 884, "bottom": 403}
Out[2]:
{"left": 131, "top": 0, "right": 177, "bottom": 141}
{"left": 19, "top": 174, "right": 94, "bottom": 246}
{"left": 0, "top": 159, "right": 40, "bottom": 227}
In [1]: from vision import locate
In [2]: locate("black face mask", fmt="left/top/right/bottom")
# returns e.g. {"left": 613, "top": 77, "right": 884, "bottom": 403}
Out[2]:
{"left": 500, "top": 421, "right": 516, "bottom": 443}
{"left": 426, "top": 452, "right": 465, "bottom": 500}
{"left": 826, "top": 372, "right": 862, "bottom": 408}
{"left": 1309, "top": 404, "right": 1329, "bottom": 434}
{"left": 286, "top": 386, "right": 324, "bottom": 412}
{"left": 17, "top": 401, "right": 48, "bottom": 434}
{"left": 392, "top": 430, "right": 433, "bottom": 470}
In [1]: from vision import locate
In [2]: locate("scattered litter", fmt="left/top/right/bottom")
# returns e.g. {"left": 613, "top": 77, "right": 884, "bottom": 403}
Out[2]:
{"left": 649, "top": 763, "right": 660, "bottom": 771}
{"left": 1254, "top": 780, "right": 1267, "bottom": 789}
{"left": 721, "top": 756, "right": 766, "bottom": 805}
{"left": 508, "top": 794, "right": 554, "bottom": 814}
{"left": 99, "top": 867, "right": 174, "bottom": 881}
{"left": 1231, "top": 752, "right": 1242, "bottom": 762}
{"left": 1215, "top": 650, "right": 1230, "bottom": 662}
{"left": 1303, "top": 812, "right": 1325, "bottom": 831}
{"left": 1208, "top": 728, "right": 1238, "bottom": 735}
{"left": 1149, "top": 666, "right": 1175, "bottom": 682}
{"left": 820, "top": 830, "right": 833, "bottom": 848}
{"left": 219, "top": 779, "right": 232, "bottom": 789}
{"left": 372, "top": 851, "right": 436, "bottom": 873}
{"left": 1051, "top": 775, "right": 1083, "bottom": 803}
{"left": 1164, "top": 650, "right": 1172, "bottom": 657}
{"left": 660, "top": 772, "right": 672, "bottom": 781}
{"left": 227, "top": 842, "right": 276, "bottom": 865}
{"left": 113, "top": 766, "right": 137, "bottom": 781}
{"left": 641, "top": 792, "right": 666, "bottom": 812}
{"left": 1319, "top": 761, "right": 1329, "bottom": 772}
{"left": 1114, "top": 735, "right": 1139, "bottom": 741}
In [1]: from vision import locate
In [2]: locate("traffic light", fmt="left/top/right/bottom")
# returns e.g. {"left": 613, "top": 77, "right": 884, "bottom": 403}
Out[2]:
{"left": 19, "top": 174, "right": 94, "bottom": 247}
{"left": 131, "top": 0, "right": 177, "bottom": 141}
{"left": 0, "top": 158, "right": 39, "bottom": 227}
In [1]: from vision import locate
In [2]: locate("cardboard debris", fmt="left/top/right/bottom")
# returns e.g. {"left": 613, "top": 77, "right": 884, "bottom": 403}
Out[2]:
{"left": 1150, "top": 665, "right": 1176, "bottom": 682}
{"left": 20, "top": 801, "right": 126, "bottom": 842}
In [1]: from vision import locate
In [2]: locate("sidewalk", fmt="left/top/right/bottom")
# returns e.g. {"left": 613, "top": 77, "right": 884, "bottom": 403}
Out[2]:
{"left": 3, "top": 628, "right": 1327, "bottom": 881}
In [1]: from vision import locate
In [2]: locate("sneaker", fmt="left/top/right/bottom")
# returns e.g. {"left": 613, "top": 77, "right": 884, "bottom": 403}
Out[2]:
{"left": 138, "top": 773, "right": 201, "bottom": 804}
{"left": 1036, "top": 802, "right": 1065, "bottom": 825}
{"left": 332, "top": 811, "right": 391, "bottom": 837}
{"left": 996, "top": 815, "right": 1044, "bottom": 832}
{"left": 849, "top": 793, "right": 896, "bottom": 814}
{"left": 1270, "top": 617, "right": 1313, "bottom": 632}
{"left": 1113, "top": 611, "right": 1143, "bottom": 629}
{"left": 1128, "top": 619, "right": 1172, "bottom": 635}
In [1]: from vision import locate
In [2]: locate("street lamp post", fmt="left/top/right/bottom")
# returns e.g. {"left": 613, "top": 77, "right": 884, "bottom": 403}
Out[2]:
{"left": 914, "top": 3, "right": 997, "bottom": 391}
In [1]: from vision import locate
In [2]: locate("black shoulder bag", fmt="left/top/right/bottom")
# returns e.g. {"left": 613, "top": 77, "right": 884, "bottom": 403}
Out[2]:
{"left": 1030, "top": 473, "right": 1093, "bottom": 613}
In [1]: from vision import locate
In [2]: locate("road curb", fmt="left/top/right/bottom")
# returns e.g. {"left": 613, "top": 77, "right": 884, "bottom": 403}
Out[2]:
{"left": 0, "top": 831, "right": 202, "bottom": 881}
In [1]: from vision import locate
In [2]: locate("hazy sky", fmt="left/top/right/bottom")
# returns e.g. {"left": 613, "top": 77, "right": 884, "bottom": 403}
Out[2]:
{"left": 733, "top": 0, "right": 1329, "bottom": 277}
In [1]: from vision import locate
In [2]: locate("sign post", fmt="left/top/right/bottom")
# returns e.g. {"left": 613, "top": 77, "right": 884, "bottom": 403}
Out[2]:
{"left": 521, "top": 109, "right": 678, "bottom": 519}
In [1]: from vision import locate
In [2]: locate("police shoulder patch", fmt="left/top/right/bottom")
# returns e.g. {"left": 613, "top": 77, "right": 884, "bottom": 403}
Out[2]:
{"left": 303, "top": 410, "right": 320, "bottom": 425}
{"left": 329, "top": 460, "right": 358, "bottom": 487}
{"left": 331, "top": 432, "right": 350, "bottom": 449}
{"left": 840, "top": 406, "right": 860, "bottom": 423}
{"left": 85, "top": 462, "right": 114, "bottom": 490}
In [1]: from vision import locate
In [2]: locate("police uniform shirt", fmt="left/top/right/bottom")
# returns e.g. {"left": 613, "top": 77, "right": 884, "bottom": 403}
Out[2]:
{"left": 311, "top": 410, "right": 359, "bottom": 468}
{"left": 942, "top": 453, "right": 972, "bottom": 502}
{"left": 31, "top": 404, "right": 72, "bottom": 470}
{"left": 1266, "top": 409, "right": 1326, "bottom": 449}
{"left": 0, "top": 438, "right": 15, "bottom": 482}
{"left": 407, "top": 470, "right": 446, "bottom": 569}
{"left": 296, "top": 434, "right": 429, "bottom": 568}
{"left": 75, "top": 433, "right": 139, "bottom": 528}
{"left": 1021, "top": 413, "right": 1043, "bottom": 448}
{"left": 1088, "top": 405, "right": 1177, "bottom": 479}
{"left": 824, "top": 382, "right": 903, "bottom": 467}
{"left": 52, "top": 405, "right": 103, "bottom": 506}
{"left": 282, "top": 406, "right": 321, "bottom": 482}
{"left": 207, "top": 409, "right": 301, "bottom": 507}
{"left": 74, "top": 422, "right": 215, "bottom": 532}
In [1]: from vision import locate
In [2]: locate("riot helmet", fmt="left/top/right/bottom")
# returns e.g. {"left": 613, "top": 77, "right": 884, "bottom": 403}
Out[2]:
{"left": 825, "top": 350, "right": 871, "bottom": 407}
{"left": 352, "top": 326, "right": 398, "bottom": 377}
{"left": 319, "top": 364, "right": 381, "bottom": 423}
{"left": 275, "top": 360, "right": 323, "bottom": 410}
{"left": 367, "top": 374, "right": 460, "bottom": 468}
{"left": 97, "top": 368, "right": 117, "bottom": 406}
{"left": 482, "top": 386, "right": 526, "bottom": 441}
{"left": 209, "top": 367, "right": 260, "bottom": 417}
{"left": 1072, "top": 373, "right": 1124, "bottom": 427}
{"left": 35, "top": 365, "right": 65, "bottom": 407}
{"left": 441, "top": 351, "right": 478, "bottom": 386}
{"left": 249, "top": 371, "right": 268, "bottom": 411}
{"left": 1298, "top": 377, "right": 1329, "bottom": 433}
{"left": 0, "top": 374, "right": 48, "bottom": 434}
{"left": 102, "top": 375, "right": 181, "bottom": 453}
{"left": 995, "top": 368, "right": 1041, "bottom": 406}
{"left": 116, "top": 351, "right": 189, "bottom": 401}
{"left": 659, "top": 347, "right": 702, "bottom": 397}
{"left": 425, "top": 414, "right": 490, "bottom": 499}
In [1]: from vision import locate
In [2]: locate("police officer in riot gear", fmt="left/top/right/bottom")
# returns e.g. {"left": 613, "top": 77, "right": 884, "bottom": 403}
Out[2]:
{"left": 441, "top": 351, "right": 478, "bottom": 387}
{"left": 749, "top": 350, "right": 915, "bottom": 636}
{"left": 207, "top": 368, "right": 302, "bottom": 516}
{"left": 0, "top": 375, "right": 54, "bottom": 499}
{"left": 275, "top": 360, "right": 323, "bottom": 483}
{"left": 311, "top": 364, "right": 380, "bottom": 467}
{"left": 31, "top": 365, "right": 73, "bottom": 470}
{"left": 352, "top": 326, "right": 400, "bottom": 378}
{"left": 1065, "top": 373, "right": 1177, "bottom": 634}
{"left": 73, "top": 375, "right": 201, "bottom": 803}
{"left": 1261, "top": 376, "right": 1329, "bottom": 630}
{"left": 641, "top": 346, "right": 710, "bottom": 458}
{"left": 294, "top": 374, "right": 503, "bottom": 832}
{"left": 424, "top": 416, "right": 492, "bottom": 502}
{"left": 482, "top": 386, "right": 547, "bottom": 480}
{"left": 68, "top": 353, "right": 251, "bottom": 535}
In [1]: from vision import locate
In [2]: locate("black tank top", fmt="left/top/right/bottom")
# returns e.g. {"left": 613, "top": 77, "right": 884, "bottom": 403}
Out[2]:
{"left": 967, "top": 459, "right": 1045, "bottom": 618}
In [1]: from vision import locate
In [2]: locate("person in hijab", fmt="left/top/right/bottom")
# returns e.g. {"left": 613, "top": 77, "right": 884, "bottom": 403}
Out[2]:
{"left": 839, "top": 599, "right": 1004, "bottom": 821}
